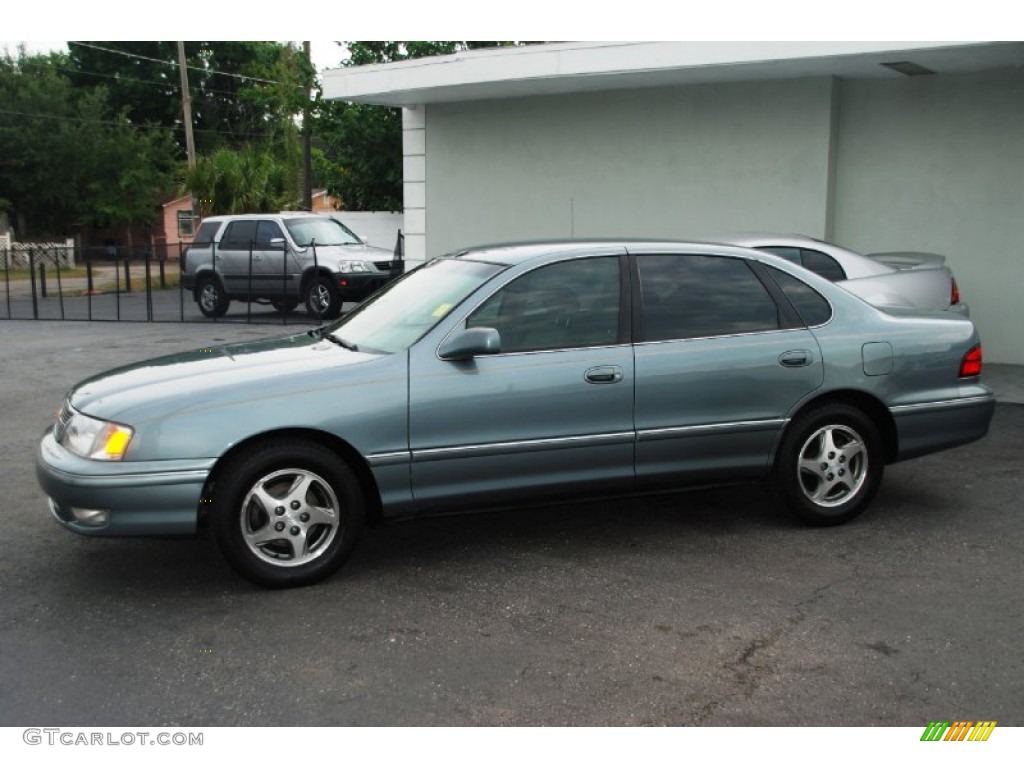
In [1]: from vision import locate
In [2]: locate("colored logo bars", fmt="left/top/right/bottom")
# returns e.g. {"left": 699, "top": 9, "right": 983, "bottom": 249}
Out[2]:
{"left": 921, "top": 721, "right": 997, "bottom": 742}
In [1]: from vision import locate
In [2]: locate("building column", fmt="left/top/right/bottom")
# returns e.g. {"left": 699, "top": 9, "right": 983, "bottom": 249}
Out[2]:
{"left": 402, "top": 105, "right": 427, "bottom": 268}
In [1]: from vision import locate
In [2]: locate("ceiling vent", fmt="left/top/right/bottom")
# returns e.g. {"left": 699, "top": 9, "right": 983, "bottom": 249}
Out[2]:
{"left": 881, "top": 61, "right": 937, "bottom": 77}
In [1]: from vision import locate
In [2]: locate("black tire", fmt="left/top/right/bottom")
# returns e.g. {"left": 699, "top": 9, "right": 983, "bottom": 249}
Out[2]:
{"left": 304, "top": 276, "right": 343, "bottom": 320}
{"left": 272, "top": 299, "right": 299, "bottom": 313}
{"left": 196, "top": 276, "right": 230, "bottom": 318}
{"left": 210, "top": 440, "right": 366, "bottom": 588}
{"left": 772, "top": 402, "right": 883, "bottom": 526}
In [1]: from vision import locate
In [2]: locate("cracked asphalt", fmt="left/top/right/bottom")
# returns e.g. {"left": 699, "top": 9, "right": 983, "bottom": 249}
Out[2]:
{"left": 1, "top": 321, "right": 1021, "bottom": 726}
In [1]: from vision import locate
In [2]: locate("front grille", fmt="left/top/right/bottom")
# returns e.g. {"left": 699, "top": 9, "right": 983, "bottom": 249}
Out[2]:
{"left": 54, "top": 399, "right": 74, "bottom": 442}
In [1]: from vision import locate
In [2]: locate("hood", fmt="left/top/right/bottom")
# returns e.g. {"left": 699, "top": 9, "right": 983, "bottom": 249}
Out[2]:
{"left": 308, "top": 243, "right": 392, "bottom": 264}
{"left": 69, "top": 331, "right": 383, "bottom": 423}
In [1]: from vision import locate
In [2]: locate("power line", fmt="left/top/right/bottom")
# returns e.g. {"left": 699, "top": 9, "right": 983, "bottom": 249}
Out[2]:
{"left": 54, "top": 64, "right": 244, "bottom": 98}
{"left": 0, "top": 107, "right": 279, "bottom": 138}
{"left": 67, "top": 41, "right": 302, "bottom": 88}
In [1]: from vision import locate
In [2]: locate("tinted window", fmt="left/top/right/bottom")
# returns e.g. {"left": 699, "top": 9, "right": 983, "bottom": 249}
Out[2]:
{"left": 255, "top": 221, "right": 284, "bottom": 247}
{"left": 467, "top": 257, "right": 620, "bottom": 353}
{"left": 759, "top": 245, "right": 801, "bottom": 264}
{"left": 220, "top": 220, "right": 257, "bottom": 251}
{"left": 764, "top": 265, "right": 833, "bottom": 326}
{"left": 638, "top": 254, "right": 780, "bottom": 341}
{"left": 192, "top": 220, "right": 221, "bottom": 247}
{"left": 801, "top": 249, "right": 846, "bottom": 281}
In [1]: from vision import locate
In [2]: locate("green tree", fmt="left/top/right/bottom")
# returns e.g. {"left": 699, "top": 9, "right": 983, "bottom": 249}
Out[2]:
{"left": 0, "top": 49, "right": 177, "bottom": 240}
{"left": 315, "top": 42, "right": 520, "bottom": 211}
{"left": 66, "top": 41, "right": 313, "bottom": 156}
{"left": 184, "top": 147, "right": 298, "bottom": 217}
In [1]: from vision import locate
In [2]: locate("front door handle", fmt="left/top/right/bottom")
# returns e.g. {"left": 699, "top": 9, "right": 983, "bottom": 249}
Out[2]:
{"left": 585, "top": 365, "right": 623, "bottom": 384}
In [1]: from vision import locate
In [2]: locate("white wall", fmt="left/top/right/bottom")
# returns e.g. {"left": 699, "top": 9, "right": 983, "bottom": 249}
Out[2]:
{"left": 332, "top": 211, "right": 404, "bottom": 253}
{"left": 423, "top": 79, "right": 837, "bottom": 259}
{"left": 833, "top": 71, "right": 1024, "bottom": 364}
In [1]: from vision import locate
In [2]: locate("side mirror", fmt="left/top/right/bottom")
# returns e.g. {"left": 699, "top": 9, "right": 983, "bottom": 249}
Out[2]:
{"left": 269, "top": 237, "right": 287, "bottom": 250}
{"left": 438, "top": 327, "right": 501, "bottom": 361}
{"left": 360, "top": 236, "right": 369, "bottom": 245}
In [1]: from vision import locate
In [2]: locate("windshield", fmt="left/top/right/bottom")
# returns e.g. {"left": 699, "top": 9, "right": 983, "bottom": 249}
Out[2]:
{"left": 329, "top": 258, "right": 504, "bottom": 353}
{"left": 283, "top": 217, "right": 361, "bottom": 247}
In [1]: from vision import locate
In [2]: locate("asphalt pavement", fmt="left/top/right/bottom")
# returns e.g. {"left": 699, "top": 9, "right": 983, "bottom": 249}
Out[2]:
{"left": 0, "top": 321, "right": 1021, "bottom": 726}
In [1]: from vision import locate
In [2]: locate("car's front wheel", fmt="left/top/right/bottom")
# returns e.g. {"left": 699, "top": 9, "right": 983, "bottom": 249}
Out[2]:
{"left": 773, "top": 402, "right": 883, "bottom": 526}
{"left": 196, "top": 277, "right": 230, "bottom": 318}
{"left": 304, "top": 276, "right": 342, "bottom": 320}
{"left": 210, "top": 440, "right": 365, "bottom": 588}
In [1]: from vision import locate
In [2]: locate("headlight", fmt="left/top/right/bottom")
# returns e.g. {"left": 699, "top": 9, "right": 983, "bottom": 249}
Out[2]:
{"left": 338, "top": 260, "right": 376, "bottom": 273}
{"left": 58, "top": 406, "right": 134, "bottom": 461}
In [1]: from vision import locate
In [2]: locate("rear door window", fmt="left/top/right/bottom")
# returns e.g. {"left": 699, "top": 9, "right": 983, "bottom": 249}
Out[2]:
{"left": 637, "top": 254, "right": 781, "bottom": 341}
{"left": 220, "top": 221, "right": 258, "bottom": 251}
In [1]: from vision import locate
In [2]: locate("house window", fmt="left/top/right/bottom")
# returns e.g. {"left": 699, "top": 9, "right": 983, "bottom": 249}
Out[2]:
{"left": 177, "top": 210, "right": 197, "bottom": 238}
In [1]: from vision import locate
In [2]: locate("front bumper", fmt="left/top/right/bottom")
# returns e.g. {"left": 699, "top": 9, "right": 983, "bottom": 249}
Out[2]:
{"left": 335, "top": 272, "right": 394, "bottom": 301}
{"left": 36, "top": 429, "right": 214, "bottom": 536}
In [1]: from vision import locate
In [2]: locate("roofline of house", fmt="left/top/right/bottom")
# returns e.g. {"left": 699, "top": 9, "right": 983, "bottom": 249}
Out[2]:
{"left": 322, "top": 41, "right": 1024, "bottom": 106}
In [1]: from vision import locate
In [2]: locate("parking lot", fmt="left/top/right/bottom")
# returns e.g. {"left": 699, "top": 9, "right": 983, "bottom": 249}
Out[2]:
{"left": 1, "top": 320, "right": 1021, "bottom": 726}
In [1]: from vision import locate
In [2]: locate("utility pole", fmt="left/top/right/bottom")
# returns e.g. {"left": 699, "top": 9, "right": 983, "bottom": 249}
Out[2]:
{"left": 302, "top": 41, "right": 313, "bottom": 211}
{"left": 177, "top": 41, "right": 197, "bottom": 170}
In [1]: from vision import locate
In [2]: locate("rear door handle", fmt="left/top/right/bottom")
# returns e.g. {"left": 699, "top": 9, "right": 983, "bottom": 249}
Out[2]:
{"left": 585, "top": 365, "right": 623, "bottom": 384}
{"left": 779, "top": 350, "right": 813, "bottom": 368}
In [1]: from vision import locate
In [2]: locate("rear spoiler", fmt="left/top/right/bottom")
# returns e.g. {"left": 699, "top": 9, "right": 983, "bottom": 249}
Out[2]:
{"left": 867, "top": 251, "right": 947, "bottom": 270}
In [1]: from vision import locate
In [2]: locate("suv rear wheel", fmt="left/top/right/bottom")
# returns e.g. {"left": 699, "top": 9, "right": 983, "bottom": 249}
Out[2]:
{"left": 197, "top": 277, "right": 230, "bottom": 318}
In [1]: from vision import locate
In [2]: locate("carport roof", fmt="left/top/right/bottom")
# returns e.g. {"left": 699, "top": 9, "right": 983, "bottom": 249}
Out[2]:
{"left": 322, "top": 41, "right": 1024, "bottom": 106}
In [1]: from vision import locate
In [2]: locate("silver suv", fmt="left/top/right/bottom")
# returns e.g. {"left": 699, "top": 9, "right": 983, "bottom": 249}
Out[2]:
{"left": 181, "top": 213, "right": 395, "bottom": 319}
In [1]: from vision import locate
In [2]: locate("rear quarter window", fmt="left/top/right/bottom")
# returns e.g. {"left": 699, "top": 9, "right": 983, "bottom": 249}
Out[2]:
{"left": 764, "top": 265, "right": 833, "bottom": 326}
{"left": 192, "top": 220, "right": 221, "bottom": 247}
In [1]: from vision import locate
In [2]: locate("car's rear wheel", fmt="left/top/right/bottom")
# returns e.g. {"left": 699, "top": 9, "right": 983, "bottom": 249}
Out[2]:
{"left": 210, "top": 440, "right": 365, "bottom": 588}
{"left": 197, "top": 277, "right": 230, "bottom": 318}
{"left": 305, "top": 276, "right": 342, "bottom": 320}
{"left": 773, "top": 402, "right": 883, "bottom": 526}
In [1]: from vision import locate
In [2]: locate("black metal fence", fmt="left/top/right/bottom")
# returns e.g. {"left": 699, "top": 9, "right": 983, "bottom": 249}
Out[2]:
{"left": 1, "top": 233, "right": 405, "bottom": 325}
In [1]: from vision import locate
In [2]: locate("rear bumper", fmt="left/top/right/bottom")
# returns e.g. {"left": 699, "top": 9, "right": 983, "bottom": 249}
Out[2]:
{"left": 890, "top": 391, "right": 996, "bottom": 462}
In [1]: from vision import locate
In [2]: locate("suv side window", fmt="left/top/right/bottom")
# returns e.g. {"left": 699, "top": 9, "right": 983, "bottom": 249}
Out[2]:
{"left": 255, "top": 221, "right": 285, "bottom": 248}
{"left": 220, "top": 221, "right": 258, "bottom": 251}
{"left": 638, "top": 254, "right": 781, "bottom": 341}
{"left": 467, "top": 257, "right": 621, "bottom": 353}
{"left": 192, "top": 220, "right": 221, "bottom": 247}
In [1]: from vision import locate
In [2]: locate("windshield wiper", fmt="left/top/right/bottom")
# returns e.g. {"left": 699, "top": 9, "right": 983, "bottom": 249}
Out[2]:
{"left": 308, "top": 326, "right": 358, "bottom": 351}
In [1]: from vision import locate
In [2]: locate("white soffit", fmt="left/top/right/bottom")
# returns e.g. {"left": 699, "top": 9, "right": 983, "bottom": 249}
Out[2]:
{"left": 322, "top": 41, "right": 1024, "bottom": 106}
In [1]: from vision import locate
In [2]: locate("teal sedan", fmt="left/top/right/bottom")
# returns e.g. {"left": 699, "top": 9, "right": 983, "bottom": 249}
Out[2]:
{"left": 37, "top": 241, "right": 995, "bottom": 587}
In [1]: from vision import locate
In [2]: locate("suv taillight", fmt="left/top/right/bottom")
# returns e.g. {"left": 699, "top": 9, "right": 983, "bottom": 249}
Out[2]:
{"left": 951, "top": 277, "right": 960, "bottom": 306}
{"left": 959, "top": 344, "right": 982, "bottom": 377}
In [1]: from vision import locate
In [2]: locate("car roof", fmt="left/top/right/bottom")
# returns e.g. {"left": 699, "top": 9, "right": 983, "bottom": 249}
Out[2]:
{"left": 445, "top": 239, "right": 770, "bottom": 267}
{"left": 201, "top": 213, "right": 336, "bottom": 222}
{"left": 710, "top": 232, "right": 833, "bottom": 249}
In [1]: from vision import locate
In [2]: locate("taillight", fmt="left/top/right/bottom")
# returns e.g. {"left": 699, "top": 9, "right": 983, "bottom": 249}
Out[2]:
{"left": 959, "top": 344, "right": 982, "bottom": 377}
{"left": 951, "top": 277, "right": 960, "bottom": 306}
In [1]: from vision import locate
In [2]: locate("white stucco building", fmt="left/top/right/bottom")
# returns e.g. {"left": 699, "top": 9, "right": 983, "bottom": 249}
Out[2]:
{"left": 324, "top": 41, "right": 1024, "bottom": 363}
